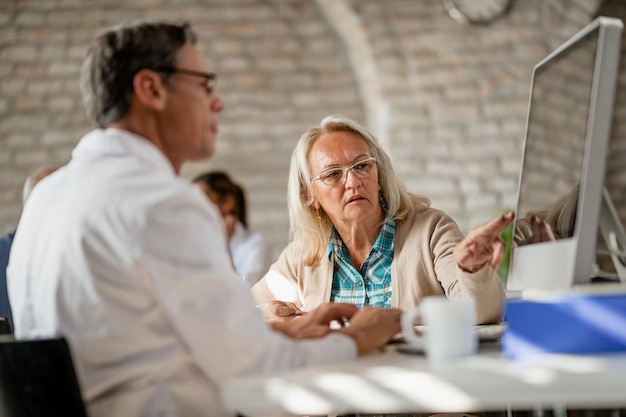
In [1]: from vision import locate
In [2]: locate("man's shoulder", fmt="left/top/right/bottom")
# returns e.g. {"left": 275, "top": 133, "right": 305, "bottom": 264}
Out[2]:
{"left": 113, "top": 168, "right": 201, "bottom": 210}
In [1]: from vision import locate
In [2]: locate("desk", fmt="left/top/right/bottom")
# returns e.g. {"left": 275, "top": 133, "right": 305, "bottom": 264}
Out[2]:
{"left": 221, "top": 344, "right": 626, "bottom": 416}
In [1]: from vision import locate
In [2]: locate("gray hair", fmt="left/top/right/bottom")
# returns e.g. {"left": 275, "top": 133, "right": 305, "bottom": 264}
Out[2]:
{"left": 288, "top": 115, "right": 430, "bottom": 266}
{"left": 81, "top": 20, "right": 197, "bottom": 128}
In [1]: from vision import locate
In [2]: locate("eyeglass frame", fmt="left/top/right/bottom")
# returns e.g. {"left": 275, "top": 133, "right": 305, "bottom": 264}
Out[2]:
{"left": 311, "top": 156, "right": 378, "bottom": 186}
{"left": 154, "top": 66, "right": 217, "bottom": 93}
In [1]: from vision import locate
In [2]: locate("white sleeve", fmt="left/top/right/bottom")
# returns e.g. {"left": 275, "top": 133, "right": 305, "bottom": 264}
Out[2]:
{"left": 141, "top": 191, "right": 357, "bottom": 383}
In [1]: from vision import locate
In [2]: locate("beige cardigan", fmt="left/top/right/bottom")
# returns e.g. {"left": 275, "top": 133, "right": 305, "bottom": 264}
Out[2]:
{"left": 252, "top": 207, "right": 506, "bottom": 324}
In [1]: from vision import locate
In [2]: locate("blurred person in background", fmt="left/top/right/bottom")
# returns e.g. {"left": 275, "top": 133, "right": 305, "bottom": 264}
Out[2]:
{"left": 194, "top": 171, "right": 272, "bottom": 286}
{"left": 0, "top": 165, "right": 57, "bottom": 332}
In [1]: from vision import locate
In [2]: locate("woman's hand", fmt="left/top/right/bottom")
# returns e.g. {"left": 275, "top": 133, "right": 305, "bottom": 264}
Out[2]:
{"left": 520, "top": 215, "right": 556, "bottom": 245}
{"left": 454, "top": 212, "right": 515, "bottom": 273}
{"left": 264, "top": 300, "right": 305, "bottom": 323}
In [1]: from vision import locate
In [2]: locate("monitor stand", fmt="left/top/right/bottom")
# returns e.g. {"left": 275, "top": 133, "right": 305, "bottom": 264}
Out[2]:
{"left": 598, "top": 187, "right": 626, "bottom": 282}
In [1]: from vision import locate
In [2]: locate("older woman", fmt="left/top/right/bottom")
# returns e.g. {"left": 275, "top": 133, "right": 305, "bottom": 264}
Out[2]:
{"left": 252, "top": 115, "right": 512, "bottom": 324}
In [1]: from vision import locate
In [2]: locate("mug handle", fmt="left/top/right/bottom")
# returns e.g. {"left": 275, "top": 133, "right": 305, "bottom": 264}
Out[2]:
{"left": 401, "top": 306, "right": 423, "bottom": 347}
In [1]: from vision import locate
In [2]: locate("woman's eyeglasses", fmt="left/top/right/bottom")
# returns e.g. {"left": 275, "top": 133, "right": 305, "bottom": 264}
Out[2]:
{"left": 311, "top": 157, "right": 377, "bottom": 186}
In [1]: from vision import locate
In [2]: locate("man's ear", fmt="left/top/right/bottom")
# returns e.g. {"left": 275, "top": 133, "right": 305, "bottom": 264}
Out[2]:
{"left": 132, "top": 69, "right": 168, "bottom": 111}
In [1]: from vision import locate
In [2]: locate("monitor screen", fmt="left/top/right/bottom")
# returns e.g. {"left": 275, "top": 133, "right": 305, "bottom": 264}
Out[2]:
{"left": 514, "top": 31, "right": 595, "bottom": 244}
{"left": 507, "top": 17, "right": 623, "bottom": 293}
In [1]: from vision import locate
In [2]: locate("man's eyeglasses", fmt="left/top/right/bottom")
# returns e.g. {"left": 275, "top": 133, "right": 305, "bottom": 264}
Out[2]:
{"left": 311, "top": 157, "right": 377, "bottom": 186}
{"left": 155, "top": 66, "right": 217, "bottom": 93}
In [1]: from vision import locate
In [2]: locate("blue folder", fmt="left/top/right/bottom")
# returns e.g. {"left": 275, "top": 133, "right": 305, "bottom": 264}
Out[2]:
{"left": 503, "top": 292, "right": 626, "bottom": 359}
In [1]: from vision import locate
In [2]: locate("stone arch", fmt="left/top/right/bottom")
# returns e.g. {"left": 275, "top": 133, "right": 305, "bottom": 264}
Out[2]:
{"left": 314, "top": 0, "right": 390, "bottom": 148}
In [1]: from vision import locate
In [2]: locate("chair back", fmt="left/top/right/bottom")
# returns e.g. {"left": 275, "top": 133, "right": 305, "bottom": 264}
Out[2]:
{"left": 0, "top": 317, "right": 11, "bottom": 335}
{"left": 0, "top": 337, "right": 89, "bottom": 417}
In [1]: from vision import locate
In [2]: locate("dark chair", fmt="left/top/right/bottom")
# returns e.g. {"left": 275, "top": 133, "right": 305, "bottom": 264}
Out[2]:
{"left": 0, "top": 337, "right": 89, "bottom": 417}
{"left": 0, "top": 317, "right": 12, "bottom": 335}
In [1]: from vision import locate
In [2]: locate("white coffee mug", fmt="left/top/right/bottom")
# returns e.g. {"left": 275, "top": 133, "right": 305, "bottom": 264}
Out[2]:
{"left": 401, "top": 296, "right": 477, "bottom": 362}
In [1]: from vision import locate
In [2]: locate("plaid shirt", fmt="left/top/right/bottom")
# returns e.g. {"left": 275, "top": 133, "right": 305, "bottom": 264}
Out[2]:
{"left": 328, "top": 220, "right": 395, "bottom": 308}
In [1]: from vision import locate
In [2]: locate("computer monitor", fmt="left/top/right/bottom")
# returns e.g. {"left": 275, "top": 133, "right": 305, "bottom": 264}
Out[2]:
{"left": 507, "top": 16, "right": 624, "bottom": 293}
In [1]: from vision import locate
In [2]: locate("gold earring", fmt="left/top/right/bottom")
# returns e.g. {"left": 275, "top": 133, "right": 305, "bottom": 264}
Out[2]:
{"left": 315, "top": 208, "right": 322, "bottom": 228}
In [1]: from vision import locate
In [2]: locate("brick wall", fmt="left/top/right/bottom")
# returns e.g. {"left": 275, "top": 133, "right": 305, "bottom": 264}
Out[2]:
{"left": 1, "top": 0, "right": 624, "bottom": 263}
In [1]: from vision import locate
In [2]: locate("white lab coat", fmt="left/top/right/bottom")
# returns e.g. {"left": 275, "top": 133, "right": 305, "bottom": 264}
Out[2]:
{"left": 7, "top": 128, "right": 356, "bottom": 417}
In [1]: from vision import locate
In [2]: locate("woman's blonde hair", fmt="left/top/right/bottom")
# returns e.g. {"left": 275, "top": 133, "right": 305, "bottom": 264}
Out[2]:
{"left": 288, "top": 115, "right": 430, "bottom": 266}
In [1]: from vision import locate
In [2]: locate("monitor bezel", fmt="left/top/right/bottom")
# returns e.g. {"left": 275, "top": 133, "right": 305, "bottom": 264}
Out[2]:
{"left": 507, "top": 16, "right": 624, "bottom": 293}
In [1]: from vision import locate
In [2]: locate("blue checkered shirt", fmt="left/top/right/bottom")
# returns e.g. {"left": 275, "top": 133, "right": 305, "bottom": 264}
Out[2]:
{"left": 328, "top": 220, "right": 395, "bottom": 308}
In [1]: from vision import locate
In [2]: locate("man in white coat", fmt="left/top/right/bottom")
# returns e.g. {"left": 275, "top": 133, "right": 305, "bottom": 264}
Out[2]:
{"left": 7, "top": 20, "right": 401, "bottom": 417}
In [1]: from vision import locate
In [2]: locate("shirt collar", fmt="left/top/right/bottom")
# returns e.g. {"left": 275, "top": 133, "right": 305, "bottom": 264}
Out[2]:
{"left": 72, "top": 128, "right": 176, "bottom": 177}
{"left": 328, "top": 219, "right": 396, "bottom": 261}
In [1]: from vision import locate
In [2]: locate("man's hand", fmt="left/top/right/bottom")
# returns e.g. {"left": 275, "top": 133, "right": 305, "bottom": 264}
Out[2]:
{"left": 339, "top": 307, "right": 402, "bottom": 354}
{"left": 454, "top": 212, "right": 515, "bottom": 273}
{"left": 272, "top": 303, "right": 402, "bottom": 355}
{"left": 271, "top": 302, "right": 357, "bottom": 339}
{"left": 265, "top": 300, "right": 305, "bottom": 323}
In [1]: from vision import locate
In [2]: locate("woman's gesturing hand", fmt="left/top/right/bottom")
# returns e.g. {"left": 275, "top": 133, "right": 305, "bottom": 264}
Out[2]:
{"left": 454, "top": 212, "right": 515, "bottom": 273}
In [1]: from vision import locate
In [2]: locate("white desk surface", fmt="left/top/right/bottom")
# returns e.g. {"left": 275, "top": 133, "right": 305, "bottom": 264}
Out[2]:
{"left": 221, "top": 344, "right": 626, "bottom": 417}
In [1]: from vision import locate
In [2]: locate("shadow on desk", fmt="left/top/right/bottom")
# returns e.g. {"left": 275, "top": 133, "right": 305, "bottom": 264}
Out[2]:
{"left": 321, "top": 410, "right": 626, "bottom": 417}
{"left": 224, "top": 343, "right": 626, "bottom": 417}
{"left": 298, "top": 410, "right": 626, "bottom": 417}
{"left": 484, "top": 410, "right": 626, "bottom": 417}
{"left": 235, "top": 408, "right": 626, "bottom": 417}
